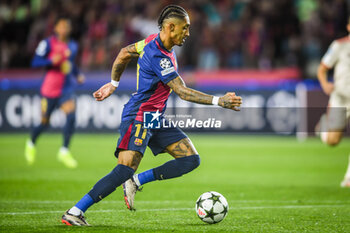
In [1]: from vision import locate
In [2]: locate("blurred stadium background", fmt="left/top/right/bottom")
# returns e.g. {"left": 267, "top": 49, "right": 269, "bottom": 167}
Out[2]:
{"left": 1, "top": 0, "right": 350, "bottom": 232}
{"left": 0, "top": 0, "right": 349, "bottom": 135}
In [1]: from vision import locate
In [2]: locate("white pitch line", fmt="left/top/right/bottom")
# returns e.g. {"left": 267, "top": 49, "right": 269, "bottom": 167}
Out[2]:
{"left": 1, "top": 205, "right": 349, "bottom": 216}
{"left": 1, "top": 200, "right": 350, "bottom": 204}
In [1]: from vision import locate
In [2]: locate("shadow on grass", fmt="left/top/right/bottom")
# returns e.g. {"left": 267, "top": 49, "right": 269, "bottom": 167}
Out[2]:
{"left": 177, "top": 223, "right": 209, "bottom": 226}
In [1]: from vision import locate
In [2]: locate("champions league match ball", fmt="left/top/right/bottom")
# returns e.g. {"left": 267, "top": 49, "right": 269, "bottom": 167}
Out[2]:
{"left": 195, "top": 191, "right": 229, "bottom": 224}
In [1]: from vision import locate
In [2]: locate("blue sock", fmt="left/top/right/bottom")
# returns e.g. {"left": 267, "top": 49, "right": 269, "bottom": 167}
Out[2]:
{"left": 75, "top": 194, "right": 94, "bottom": 212}
{"left": 87, "top": 164, "right": 134, "bottom": 204}
{"left": 137, "top": 169, "right": 155, "bottom": 186}
{"left": 63, "top": 112, "right": 75, "bottom": 148}
{"left": 31, "top": 123, "right": 48, "bottom": 143}
{"left": 136, "top": 155, "right": 200, "bottom": 186}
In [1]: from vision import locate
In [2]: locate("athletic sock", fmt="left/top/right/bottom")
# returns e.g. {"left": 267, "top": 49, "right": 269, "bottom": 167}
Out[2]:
{"left": 135, "top": 155, "right": 200, "bottom": 186}
{"left": 72, "top": 164, "right": 134, "bottom": 213}
{"left": 320, "top": 132, "right": 328, "bottom": 144}
{"left": 26, "top": 139, "right": 34, "bottom": 147}
{"left": 134, "top": 169, "right": 155, "bottom": 186}
{"left": 319, "top": 114, "right": 328, "bottom": 144}
{"left": 71, "top": 194, "right": 94, "bottom": 214}
{"left": 31, "top": 123, "right": 48, "bottom": 143}
{"left": 68, "top": 206, "right": 82, "bottom": 216}
{"left": 87, "top": 164, "right": 134, "bottom": 203}
{"left": 59, "top": 146, "right": 69, "bottom": 154}
{"left": 63, "top": 112, "right": 75, "bottom": 148}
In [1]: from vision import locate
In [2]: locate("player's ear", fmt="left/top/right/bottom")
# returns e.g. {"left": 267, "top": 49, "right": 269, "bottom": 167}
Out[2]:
{"left": 169, "top": 23, "right": 175, "bottom": 32}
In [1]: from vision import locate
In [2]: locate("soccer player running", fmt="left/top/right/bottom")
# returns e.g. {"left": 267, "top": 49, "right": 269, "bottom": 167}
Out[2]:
{"left": 61, "top": 5, "right": 242, "bottom": 226}
{"left": 24, "top": 18, "right": 85, "bottom": 168}
{"left": 316, "top": 17, "right": 350, "bottom": 187}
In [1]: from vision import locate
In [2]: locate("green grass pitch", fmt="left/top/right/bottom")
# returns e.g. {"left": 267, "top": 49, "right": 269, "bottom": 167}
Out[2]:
{"left": 1, "top": 133, "right": 350, "bottom": 232}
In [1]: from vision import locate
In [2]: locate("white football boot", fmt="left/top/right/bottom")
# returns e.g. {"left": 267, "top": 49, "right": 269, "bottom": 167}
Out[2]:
{"left": 340, "top": 177, "right": 350, "bottom": 188}
{"left": 122, "top": 178, "right": 142, "bottom": 211}
{"left": 61, "top": 209, "right": 90, "bottom": 226}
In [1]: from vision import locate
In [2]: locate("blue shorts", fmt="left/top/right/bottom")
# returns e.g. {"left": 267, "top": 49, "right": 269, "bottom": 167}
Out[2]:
{"left": 41, "top": 92, "right": 75, "bottom": 118}
{"left": 115, "top": 119, "right": 187, "bottom": 157}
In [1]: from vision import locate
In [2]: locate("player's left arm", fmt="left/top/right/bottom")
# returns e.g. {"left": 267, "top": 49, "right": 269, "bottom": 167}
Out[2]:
{"left": 93, "top": 43, "right": 139, "bottom": 101}
{"left": 167, "top": 76, "right": 242, "bottom": 111}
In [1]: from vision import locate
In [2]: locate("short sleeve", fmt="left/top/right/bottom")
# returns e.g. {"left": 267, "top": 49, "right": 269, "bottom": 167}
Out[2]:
{"left": 321, "top": 41, "right": 339, "bottom": 68}
{"left": 35, "top": 39, "right": 50, "bottom": 57}
{"left": 151, "top": 55, "right": 179, "bottom": 84}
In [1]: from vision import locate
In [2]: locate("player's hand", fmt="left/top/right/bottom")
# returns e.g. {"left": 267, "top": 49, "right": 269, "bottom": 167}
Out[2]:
{"left": 77, "top": 74, "right": 85, "bottom": 84}
{"left": 320, "top": 81, "right": 334, "bottom": 95}
{"left": 219, "top": 92, "right": 242, "bottom": 111}
{"left": 93, "top": 82, "right": 117, "bottom": 101}
{"left": 51, "top": 54, "right": 62, "bottom": 65}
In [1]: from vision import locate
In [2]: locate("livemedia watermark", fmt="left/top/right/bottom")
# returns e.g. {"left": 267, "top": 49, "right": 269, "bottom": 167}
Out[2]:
{"left": 143, "top": 110, "right": 221, "bottom": 129}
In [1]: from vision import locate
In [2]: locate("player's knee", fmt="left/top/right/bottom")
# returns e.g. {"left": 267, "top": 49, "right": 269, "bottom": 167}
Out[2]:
{"left": 118, "top": 160, "right": 134, "bottom": 170}
{"left": 181, "top": 154, "right": 200, "bottom": 173}
{"left": 118, "top": 152, "right": 142, "bottom": 171}
{"left": 41, "top": 117, "right": 49, "bottom": 125}
{"left": 191, "top": 154, "right": 201, "bottom": 170}
{"left": 61, "top": 100, "right": 76, "bottom": 114}
{"left": 326, "top": 136, "right": 341, "bottom": 146}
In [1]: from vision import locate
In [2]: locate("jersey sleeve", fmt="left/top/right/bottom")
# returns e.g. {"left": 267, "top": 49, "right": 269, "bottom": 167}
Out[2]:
{"left": 31, "top": 39, "right": 52, "bottom": 67}
{"left": 135, "top": 34, "right": 158, "bottom": 54}
{"left": 321, "top": 41, "right": 340, "bottom": 68}
{"left": 135, "top": 39, "right": 146, "bottom": 54}
{"left": 151, "top": 54, "right": 179, "bottom": 84}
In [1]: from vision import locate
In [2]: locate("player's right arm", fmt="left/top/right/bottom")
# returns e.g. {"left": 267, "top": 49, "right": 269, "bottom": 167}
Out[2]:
{"left": 151, "top": 52, "right": 242, "bottom": 110}
{"left": 93, "top": 43, "right": 140, "bottom": 101}
{"left": 31, "top": 39, "right": 61, "bottom": 68}
{"left": 167, "top": 76, "right": 242, "bottom": 111}
{"left": 111, "top": 44, "right": 140, "bottom": 82}
{"left": 318, "top": 41, "right": 339, "bottom": 95}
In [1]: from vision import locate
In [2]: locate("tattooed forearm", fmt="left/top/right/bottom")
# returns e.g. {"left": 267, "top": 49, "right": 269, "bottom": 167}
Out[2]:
{"left": 111, "top": 44, "right": 139, "bottom": 81}
{"left": 180, "top": 88, "right": 213, "bottom": 105}
{"left": 167, "top": 77, "right": 213, "bottom": 105}
{"left": 111, "top": 64, "right": 127, "bottom": 81}
{"left": 168, "top": 77, "right": 242, "bottom": 110}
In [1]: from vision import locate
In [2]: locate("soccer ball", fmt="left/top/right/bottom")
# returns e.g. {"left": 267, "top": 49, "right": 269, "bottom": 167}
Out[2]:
{"left": 195, "top": 191, "right": 229, "bottom": 224}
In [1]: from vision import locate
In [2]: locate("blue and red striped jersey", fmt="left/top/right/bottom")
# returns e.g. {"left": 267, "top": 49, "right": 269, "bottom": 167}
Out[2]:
{"left": 121, "top": 34, "right": 179, "bottom": 122}
{"left": 32, "top": 36, "right": 80, "bottom": 98}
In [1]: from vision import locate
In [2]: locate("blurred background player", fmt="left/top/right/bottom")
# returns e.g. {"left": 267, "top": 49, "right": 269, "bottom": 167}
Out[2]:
{"left": 61, "top": 5, "right": 242, "bottom": 226}
{"left": 24, "top": 18, "right": 85, "bottom": 168}
{"left": 316, "top": 17, "right": 350, "bottom": 187}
